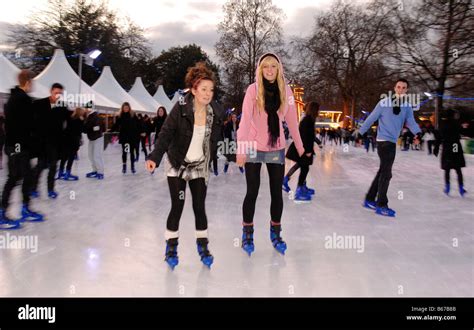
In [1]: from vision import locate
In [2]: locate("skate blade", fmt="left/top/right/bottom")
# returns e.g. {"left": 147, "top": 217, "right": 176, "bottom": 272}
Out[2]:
{"left": 293, "top": 199, "right": 311, "bottom": 204}
{"left": 0, "top": 221, "right": 22, "bottom": 230}
{"left": 242, "top": 247, "right": 254, "bottom": 256}
{"left": 274, "top": 247, "right": 286, "bottom": 255}
{"left": 21, "top": 217, "right": 45, "bottom": 222}
{"left": 375, "top": 212, "right": 396, "bottom": 218}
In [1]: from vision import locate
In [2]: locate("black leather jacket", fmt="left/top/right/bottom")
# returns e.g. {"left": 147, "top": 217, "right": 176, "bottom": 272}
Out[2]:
{"left": 147, "top": 93, "right": 225, "bottom": 169}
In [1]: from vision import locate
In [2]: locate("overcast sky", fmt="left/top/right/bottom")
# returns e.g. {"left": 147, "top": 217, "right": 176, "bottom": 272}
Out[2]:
{"left": 0, "top": 0, "right": 339, "bottom": 59}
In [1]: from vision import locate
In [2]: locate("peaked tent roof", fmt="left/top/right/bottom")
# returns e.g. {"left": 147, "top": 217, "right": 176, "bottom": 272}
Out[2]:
{"left": 32, "top": 49, "right": 119, "bottom": 109}
{"left": 153, "top": 85, "right": 173, "bottom": 112}
{"left": 92, "top": 66, "right": 148, "bottom": 112}
{"left": 128, "top": 77, "right": 161, "bottom": 114}
{"left": 0, "top": 53, "right": 20, "bottom": 94}
{"left": 170, "top": 91, "right": 180, "bottom": 105}
{"left": 0, "top": 53, "right": 50, "bottom": 96}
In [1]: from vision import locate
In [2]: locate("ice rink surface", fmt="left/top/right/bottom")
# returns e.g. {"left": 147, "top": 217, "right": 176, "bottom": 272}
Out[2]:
{"left": 0, "top": 139, "right": 472, "bottom": 297}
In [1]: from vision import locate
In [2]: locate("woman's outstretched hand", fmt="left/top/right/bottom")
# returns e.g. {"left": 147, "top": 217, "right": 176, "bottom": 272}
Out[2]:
{"left": 146, "top": 160, "right": 156, "bottom": 172}
{"left": 236, "top": 154, "right": 246, "bottom": 168}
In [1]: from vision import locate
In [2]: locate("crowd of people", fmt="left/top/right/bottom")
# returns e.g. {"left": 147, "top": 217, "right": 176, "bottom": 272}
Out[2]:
{"left": 0, "top": 57, "right": 470, "bottom": 270}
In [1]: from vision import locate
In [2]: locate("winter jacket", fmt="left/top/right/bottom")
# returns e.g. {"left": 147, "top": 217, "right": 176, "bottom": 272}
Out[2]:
{"left": 4, "top": 86, "right": 34, "bottom": 151}
{"left": 84, "top": 111, "right": 105, "bottom": 141}
{"left": 62, "top": 114, "right": 84, "bottom": 149}
{"left": 147, "top": 93, "right": 225, "bottom": 169}
{"left": 224, "top": 120, "right": 239, "bottom": 142}
{"left": 286, "top": 115, "right": 320, "bottom": 166}
{"left": 434, "top": 118, "right": 466, "bottom": 170}
{"left": 112, "top": 113, "right": 140, "bottom": 145}
{"left": 32, "top": 97, "right": 70, "bottom": 153}
{"left": 154, "top": 116, "right": 166, "bottom": 136}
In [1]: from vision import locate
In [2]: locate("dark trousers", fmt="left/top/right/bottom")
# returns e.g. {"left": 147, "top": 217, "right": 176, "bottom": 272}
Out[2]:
{"left": 0, "top": 140, "right": 4, "bottom": 166}
{"left": 366, "top": 141, "right": 396, "bottom": 207}
{"left": 1, "top": 148, "right": 32, "bottom": 209}
{"left": 365, "top": 138, "right": 375, "bottom": 152}
{"left": 59, "top": 143, "right": 79, "bottom": 173}
{"left": 286, "top": 163, "right": 310, "bottom": 186}
{"left": 445, "top": 168, "right": 463, "bottom": 187}
{"left": 146, "top": 133, "right": 152, "bottom": 150}
{"left": 121, "top": 143, "right": 138, "bottom": 168}
{"left": 32, "top": 144, "right": 59, "bottom": 192}
{"left": 166, "top": 177, "right": 208, "bottom": 232}
{"left": 243, "top": 162, "right": 284, "bottom": 224}
{"left": 212, "top": 158, "right": 218, "bottom": 172}
{"left": 140, "top": 136, "right": 148, "bottom": 158}
{"left": 427, "top": 141, "right": 435, "bottom": 155}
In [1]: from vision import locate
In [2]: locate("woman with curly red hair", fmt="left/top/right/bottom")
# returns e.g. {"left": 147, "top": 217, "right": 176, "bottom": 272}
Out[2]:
{"left": 146, "top": 62, "right": 225, "bottom": 270}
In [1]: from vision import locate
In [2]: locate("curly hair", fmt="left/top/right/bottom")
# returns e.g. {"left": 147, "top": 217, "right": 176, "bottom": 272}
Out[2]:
{"left": 185, "top": 62, "right": 216, "bottom": 89}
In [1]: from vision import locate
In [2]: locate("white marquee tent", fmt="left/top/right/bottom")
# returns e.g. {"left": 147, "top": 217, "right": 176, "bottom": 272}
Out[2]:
{"left": 0, "top": 53, "right": 49, "bottom": 109}
{"left": 0, "top": 53, "right": 20, "bottom": 95}
{"left": 170, "top": 91, "right": 180, "bottom": 105}
{"left": 128, "top": 77, "right": 161, "bottom": 114}
{"left": 92, "top": 66, "right": 148, "bottom": 113}
{"left": 32, "top": 49, "right": 119, "bottom": 109}
{"left": 153, "top": 85, "right": 173, "bottom": 112}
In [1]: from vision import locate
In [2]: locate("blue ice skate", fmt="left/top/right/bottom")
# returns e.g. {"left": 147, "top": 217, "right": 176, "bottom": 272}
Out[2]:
{"left": 242, "top": 225, "right": 255, "bottom": 256}
{"left": 270, "top": 224, "right": 287, "bottom": 255}
{"left": 165, "top": 238, "right": 179, "bottom": 270}
{"left": 197, "top": 238, "right": 214, "bottom": 268}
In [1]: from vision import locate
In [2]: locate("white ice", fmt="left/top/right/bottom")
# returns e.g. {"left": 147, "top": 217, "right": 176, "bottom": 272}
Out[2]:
{"left": 0, "top": 138, "right": 472, "bottom": 297}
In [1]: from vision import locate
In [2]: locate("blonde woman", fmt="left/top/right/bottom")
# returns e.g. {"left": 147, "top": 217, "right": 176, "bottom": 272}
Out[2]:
{"left": 236, "top": 53, "right": 304, "bottom": 256}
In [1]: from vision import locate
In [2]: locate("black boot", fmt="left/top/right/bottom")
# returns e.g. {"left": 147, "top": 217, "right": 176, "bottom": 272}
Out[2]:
{"left": 270, "top": 223, "right": 287, "bottom": 255}
{"left": 165, "top": 238, "right": 179, "bottom": 270}
{"left": 196, "top": 238, "right": 214, "bottom": 268}
{"left": 241, "top": 225, "right": 255, "bottom": 256}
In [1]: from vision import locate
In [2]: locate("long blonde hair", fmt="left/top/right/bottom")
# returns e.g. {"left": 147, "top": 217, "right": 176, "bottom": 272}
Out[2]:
{"left": 256, "top": 55, "right": 286, "bottom": 113}
{"left": 72, "top": 107, "right": 85, "bottom": 119}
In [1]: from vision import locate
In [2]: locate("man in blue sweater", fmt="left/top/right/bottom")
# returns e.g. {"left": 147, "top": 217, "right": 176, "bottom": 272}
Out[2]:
{"left": 359, "top": 78, "right": 421, "bottom": 217}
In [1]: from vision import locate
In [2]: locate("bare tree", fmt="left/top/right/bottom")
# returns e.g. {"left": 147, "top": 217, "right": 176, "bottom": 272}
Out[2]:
{"left": 390, "top": 0, "right": 474, "bottom": 126}
{"left": 216, "top": 0, "right": 285, "bottom": 109}
{"left": 8, "top": 0, "right": 152, "bottom": 88}
{"left": 293, "top": 1, "right": 397, "bottom": 124}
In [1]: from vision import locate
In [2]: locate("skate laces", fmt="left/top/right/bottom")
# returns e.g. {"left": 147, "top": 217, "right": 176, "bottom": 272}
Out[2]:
{"left": 242, "top": 226, "right": 254, "bottom": 244}
{"left": 271, "top": 225, "right": 284, "bottom": 244}
{"left": 166, "top": 239, "right": 178, "bottom": 258}
{"left": 197, "top": 238, "right": 212, "bottom": 258}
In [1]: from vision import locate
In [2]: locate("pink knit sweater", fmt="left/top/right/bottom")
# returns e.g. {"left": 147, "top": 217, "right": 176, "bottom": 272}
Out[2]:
{"left": 236, "top": 82, "right": 304, "bottom": 159}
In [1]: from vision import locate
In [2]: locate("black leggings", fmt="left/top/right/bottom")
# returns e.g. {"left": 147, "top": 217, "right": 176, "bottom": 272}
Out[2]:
{"left": 286, "top": 163, "right": 310, "bottom": 186}
{"left": 140, "top": 137, "right": 148, "bottom": 157}
{"left": 445, "top": 168, "right": 463, "bottom": 186}
{"left": 243, "top": 162, "right": 284, "bottom": 224}
{"left": 121, "top": 143, "right": 138, "bottom": 167}
{"left": 166, "top": 177, "right": 208, "bottom": 232}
